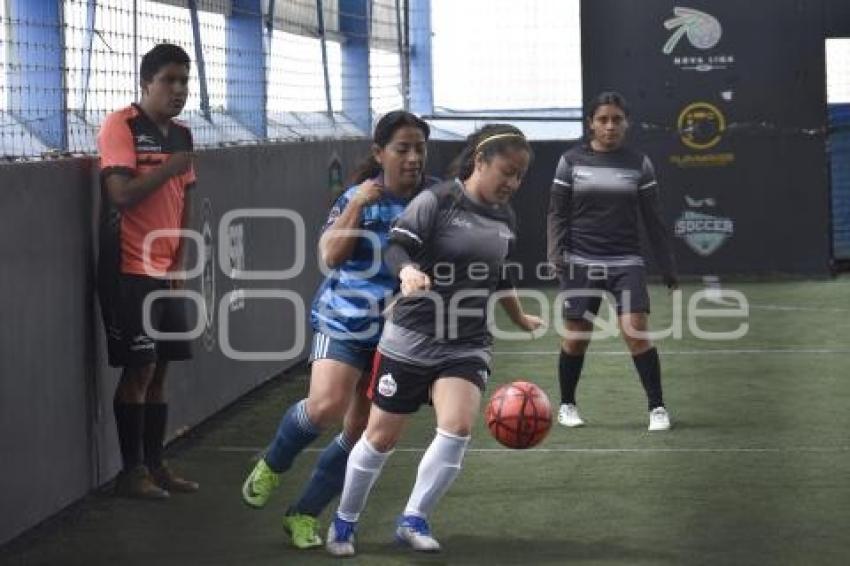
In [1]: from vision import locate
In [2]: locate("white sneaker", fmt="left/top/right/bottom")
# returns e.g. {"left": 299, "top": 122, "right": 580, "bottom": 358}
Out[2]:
{"left": 648, "top": 407, "right": 671, "bottom": 431}
{"left": 558, "top": 403, "right": 585, "bottom": 427}
{"left": 326, "top": 517, "right": 356, "bottom": 557}
{"left": 395, "top": 515, "right": 441, "bottom": 553}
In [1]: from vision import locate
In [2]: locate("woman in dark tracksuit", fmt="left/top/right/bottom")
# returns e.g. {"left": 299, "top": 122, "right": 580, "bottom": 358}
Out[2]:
{"left": 547, "top": 91, "right": 678, "bottom": 432}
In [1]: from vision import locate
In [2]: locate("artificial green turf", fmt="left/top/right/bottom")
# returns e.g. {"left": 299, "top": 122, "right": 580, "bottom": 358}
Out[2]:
{"left": 3, "top": 280, "right": 850, "bottom": 565}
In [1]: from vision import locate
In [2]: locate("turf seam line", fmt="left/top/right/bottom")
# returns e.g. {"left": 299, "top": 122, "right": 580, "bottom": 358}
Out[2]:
{"left": 210, "top": 446, "right": 850, "bottom": 454}
{"left": 492, "top": 348, "right": 850, "bottom": 355}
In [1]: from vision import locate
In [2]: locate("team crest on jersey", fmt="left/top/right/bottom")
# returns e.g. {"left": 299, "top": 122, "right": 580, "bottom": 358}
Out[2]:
{"left": 134, "top": 134, "right": 162, "bottom": 152}
{"left": 378, "top": 373, "right": 397, "bottom": 397}
{"left": 450, "top": 216, "right": 472, "bottom": 229}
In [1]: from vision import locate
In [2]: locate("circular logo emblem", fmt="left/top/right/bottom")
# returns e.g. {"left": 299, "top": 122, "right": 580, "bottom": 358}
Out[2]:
{"left": 378, "top": 373, "right": 397, "bottom": 398}
{"left": 678, "top": 102, "right": 726, "bottom": 150}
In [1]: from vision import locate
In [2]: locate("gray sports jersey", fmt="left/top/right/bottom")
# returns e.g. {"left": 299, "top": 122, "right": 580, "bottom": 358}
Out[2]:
{"left": 382, "top": 179, "right": 517, "bottom": 350}
{"left": 547, "top": 143, "right": 675, "bottom": 275}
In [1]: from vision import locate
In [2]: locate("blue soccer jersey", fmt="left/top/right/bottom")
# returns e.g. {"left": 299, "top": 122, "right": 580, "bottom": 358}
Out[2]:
{"left": 310, "top": 178, "right": 437, "bottom": 345}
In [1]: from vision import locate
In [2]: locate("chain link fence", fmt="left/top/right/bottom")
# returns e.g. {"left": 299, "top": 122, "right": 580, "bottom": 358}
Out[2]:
{"left": 0, "top": 0, "right": 407, "bottom": 159}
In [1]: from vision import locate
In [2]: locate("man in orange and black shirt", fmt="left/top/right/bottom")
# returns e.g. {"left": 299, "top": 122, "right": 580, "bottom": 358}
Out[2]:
{"left": 97, "top": 43, "right": 199, "bottom": 499}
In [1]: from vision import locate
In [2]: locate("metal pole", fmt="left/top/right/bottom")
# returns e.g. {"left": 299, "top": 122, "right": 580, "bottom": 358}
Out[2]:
{"left": 266, "top": 0, "right": 276, "bottom": 46}
{"left": 395, "top": 0, "right": 409, "bottom": 110}
{"left": 80, "top": 0, "right": 97, "bottom": 116}
{"left": 317, "top": 0, "right": 334, "bottom": 119}
{"left": 188, "top": 0, "right": 212, "bottom": 121}
{"left": 133, "top": 0, "right": 139, "bottom": 101}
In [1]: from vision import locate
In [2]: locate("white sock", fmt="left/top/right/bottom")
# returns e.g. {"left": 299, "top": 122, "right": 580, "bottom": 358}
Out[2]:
{"left": 403, "top": 428, "right": 470, "bottom": 519}
{"left": 336, "top": 437, "right": 392, "bottom": 522}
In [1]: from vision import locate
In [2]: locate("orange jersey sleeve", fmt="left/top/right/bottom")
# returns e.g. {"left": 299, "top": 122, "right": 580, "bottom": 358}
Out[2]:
{"left": 97, "top": 109, "right": 137, "bottom": 173}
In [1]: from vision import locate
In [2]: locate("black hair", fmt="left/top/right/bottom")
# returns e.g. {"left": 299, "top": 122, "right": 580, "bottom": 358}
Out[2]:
{"left": 140, "top": 43, "right": 191, "bottom": 83}
{"left": 586, "top": 91, "right": 630, "bottom": 122}
{"left": 447, "top": 123, "right": 532, "bottom": 181}
{"left": 349, "top": 110, "right": 431, "bottom": 184}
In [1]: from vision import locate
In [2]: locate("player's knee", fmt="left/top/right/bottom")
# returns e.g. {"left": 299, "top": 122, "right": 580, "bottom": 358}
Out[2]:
{"left": 145, "top": 382, "right": 165, "bottom": 403}
{"left": 120, "top": 364, "right": 156, "bottom": 395}
{"left": 441, "top": 423, "right": 473, "bottom": 438}
{"left": 625, "top": 337, "right": 652, "bottom": 355}
{"left": 435, "top": 415, "right": 474, "bottom": 438}
{"left": 343, "top": 412, "right": 369, "bottom": 439}
{"left": 305, "top": 395, "right": 348, "bottom": 428}
{"left": 364, "top": 428, "right": 400, "bottom": 453}
{"left": 561, "top": 338, "right": 589, "bottom": 355}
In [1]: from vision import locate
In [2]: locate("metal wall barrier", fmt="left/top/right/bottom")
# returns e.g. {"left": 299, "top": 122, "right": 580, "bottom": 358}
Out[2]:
{"left": 0, "top": 139, "right": 371, "bottom": 545}
{"left": 829, "top": 104, "right": 850, "bottom": 261}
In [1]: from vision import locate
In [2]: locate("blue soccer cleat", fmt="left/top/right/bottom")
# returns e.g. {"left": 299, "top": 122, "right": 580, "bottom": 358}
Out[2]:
{"left": 326, "top": 515, "right": 357, "bottom": 557}
{"left": 395, "top": 515, "right": 441, "bottom": 552}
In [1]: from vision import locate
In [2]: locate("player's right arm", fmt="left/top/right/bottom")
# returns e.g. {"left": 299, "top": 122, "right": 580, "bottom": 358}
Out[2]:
{"left": 384, "top": 188, "right": 440, "bottom": 295}
{"left": 546, "top": 154, "right": 573, "bottom": 270}
{"left": 319, "top": 178, "right": 383, "bottom": 268}
{"left": 105, "top": 154, "right": 192, "bottom": 208}
{"left": 97, "top": 112, "right": 193, "bottom": 208}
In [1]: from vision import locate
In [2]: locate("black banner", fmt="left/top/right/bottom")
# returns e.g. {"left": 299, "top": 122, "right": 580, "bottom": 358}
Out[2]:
{"left": 581, "top": 0, "right": 831, "bottom": 275}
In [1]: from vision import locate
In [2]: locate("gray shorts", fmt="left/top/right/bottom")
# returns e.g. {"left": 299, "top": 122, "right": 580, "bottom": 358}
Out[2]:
{"left": 558, "top": 263, "right": 650, "bottom": 319}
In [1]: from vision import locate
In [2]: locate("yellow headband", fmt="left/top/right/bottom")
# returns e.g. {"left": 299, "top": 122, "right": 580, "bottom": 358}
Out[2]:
{"left": 474, "top": 132, "right": 526, "bottom": 153}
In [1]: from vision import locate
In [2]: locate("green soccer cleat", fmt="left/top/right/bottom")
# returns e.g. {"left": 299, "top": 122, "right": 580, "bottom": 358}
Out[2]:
{"left": 282, "top": 513, "right": 323, "bottom": 549}
{"left": 241, "top": 458, "right": 280, "bottom": 508}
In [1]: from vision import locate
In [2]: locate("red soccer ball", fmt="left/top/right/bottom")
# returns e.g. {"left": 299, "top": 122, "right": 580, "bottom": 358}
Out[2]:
{"left": 484, "top": 380, "right": 552, "bottom": 449}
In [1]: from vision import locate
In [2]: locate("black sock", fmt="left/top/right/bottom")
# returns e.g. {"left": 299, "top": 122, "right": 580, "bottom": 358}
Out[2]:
{"left": 558, "top": 350, "right": 585, "bottom": 405}
{"left": 143, "top": 402, "right": 168, "bottom": 470}
{"left": 113, "top": 400, "right": 145, "bottom": 471}
{"left": 632, "top": 347, "right": 664, "bottom": 410}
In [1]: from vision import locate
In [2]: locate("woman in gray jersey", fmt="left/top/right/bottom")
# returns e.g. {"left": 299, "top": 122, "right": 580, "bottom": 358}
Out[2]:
{"left": 325, "top": 125, "right": 544, "bottom": 557}
{"left": 547, "top": 91, "right": 678, "bottom": 432}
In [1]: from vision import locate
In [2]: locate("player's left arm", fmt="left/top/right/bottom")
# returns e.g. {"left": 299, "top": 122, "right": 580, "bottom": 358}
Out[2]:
{"left": 169, "top": 189, "right": 193, "bottom": 289}
{"left": 498, "top": 291, "right": 544, "bottom": 334}
{"left": 496, "top": 232, "right": 544, "bottom": 333}
{"left": 170, "top": 148, "right": 197, "bottom": 289}
{"left": 637, "top": 155, "right": 678, "bottom": 290}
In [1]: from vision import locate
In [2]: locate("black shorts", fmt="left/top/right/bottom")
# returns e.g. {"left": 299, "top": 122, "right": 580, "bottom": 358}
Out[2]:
{"left": 558, "top": 263, "right": 650, "bottom": 320}
{"left": 367, "top": 351, "right": 489, "bottom": 414}
{"left": 98, "top": 274, "right": 194, "bottom": 368}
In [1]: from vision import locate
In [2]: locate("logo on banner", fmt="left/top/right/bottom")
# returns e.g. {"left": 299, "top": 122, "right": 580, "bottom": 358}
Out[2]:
{"left": 227, "top": 222, "right": 246, "bottom": 312}
{"left": 670, "top": 102, "right": 735, "bottom": 168}
{"left": 679, "top": 102, "right": 725, "bottom": 150}
{"left": 675, "top": 196, "right": 735, "bottom": 256}
{"left": 328, "top": 152, "right": 344, "bottom": 203}
{"left": 663, "top": 7, "right": 735, "bottom": 72}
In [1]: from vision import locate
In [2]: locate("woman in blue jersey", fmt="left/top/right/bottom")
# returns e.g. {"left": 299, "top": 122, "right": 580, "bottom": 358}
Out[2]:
{"left": 547, "top": 91, "right": 678, "bottom": 432}
{"left": 241, "top": 111, "right": 434, "bottom": 548}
